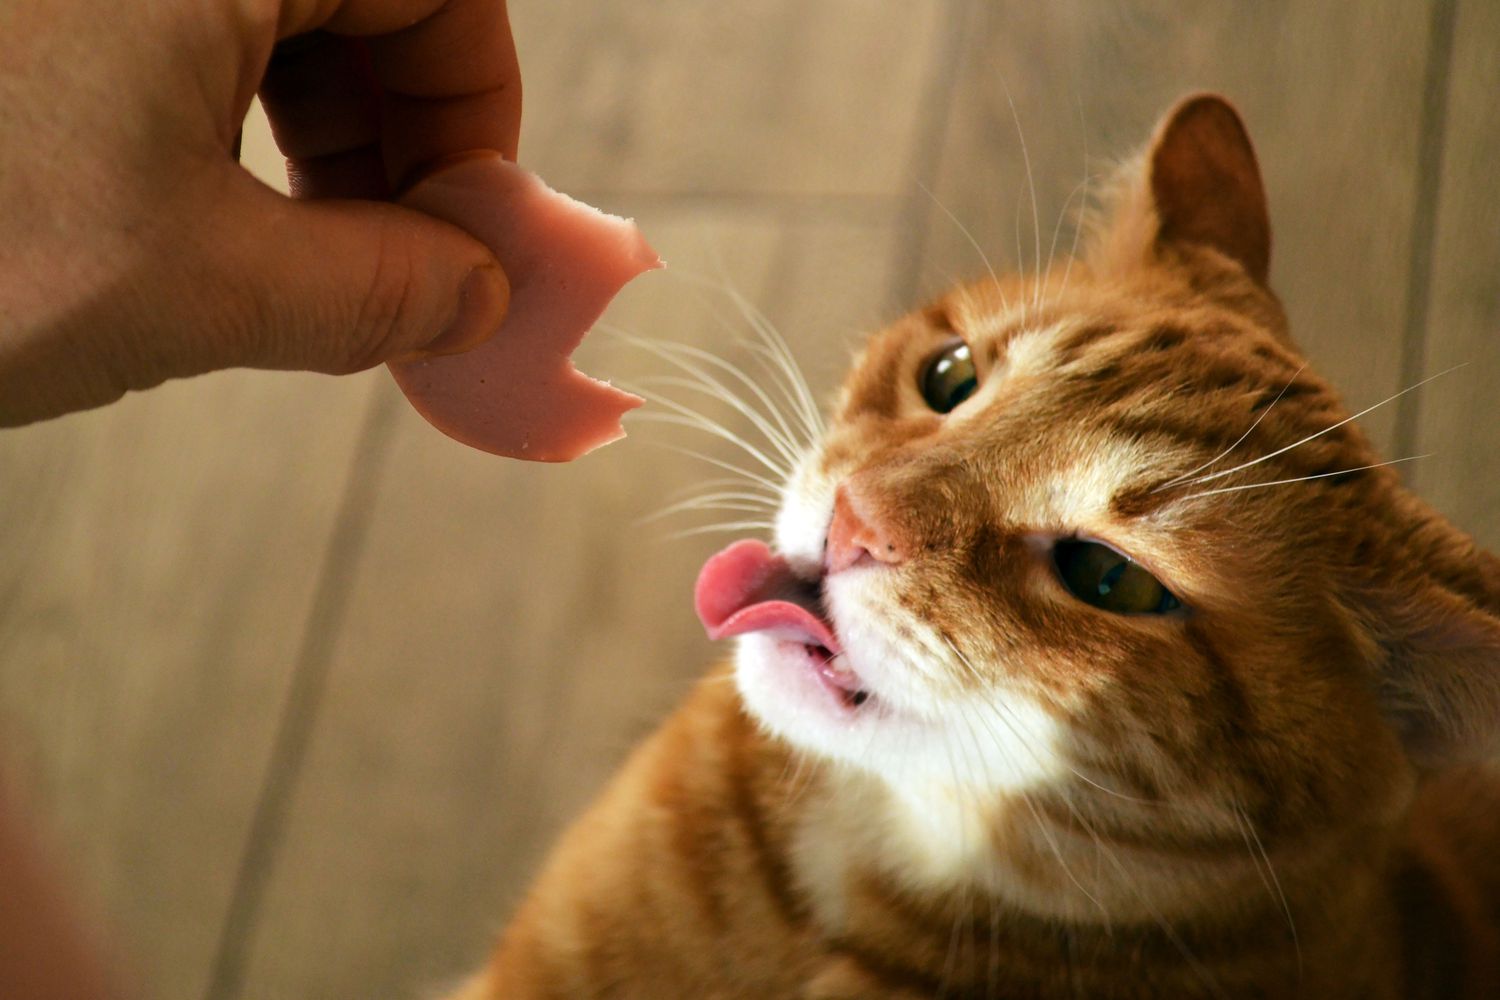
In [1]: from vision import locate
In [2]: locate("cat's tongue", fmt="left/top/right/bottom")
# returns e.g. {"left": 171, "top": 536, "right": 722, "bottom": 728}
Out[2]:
{"left": 695, "top": 540, "right": 840, "bottom": 653}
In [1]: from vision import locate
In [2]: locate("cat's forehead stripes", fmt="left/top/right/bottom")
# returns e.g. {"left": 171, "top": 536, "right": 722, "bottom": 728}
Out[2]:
{"left": 827, "top": 277, "right": 1363, "bottom": 552}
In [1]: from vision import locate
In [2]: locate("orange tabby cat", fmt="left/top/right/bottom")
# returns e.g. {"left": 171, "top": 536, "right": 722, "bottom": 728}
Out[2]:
{"left": 448, "top": 95, "right": 1500, "bottom": 998}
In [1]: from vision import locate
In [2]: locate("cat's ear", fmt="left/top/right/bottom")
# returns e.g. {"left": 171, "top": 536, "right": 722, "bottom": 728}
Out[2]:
{"left": 1091, "top": 94, "right": 1271, "bottom": 283}
{"left": 1375, "top": 581, "right": 1500, "bottom": 768}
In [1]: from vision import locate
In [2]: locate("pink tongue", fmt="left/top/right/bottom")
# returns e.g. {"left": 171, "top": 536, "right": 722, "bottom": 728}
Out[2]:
{"left": 694, "top": 540, "right": 839, "bottom": 653}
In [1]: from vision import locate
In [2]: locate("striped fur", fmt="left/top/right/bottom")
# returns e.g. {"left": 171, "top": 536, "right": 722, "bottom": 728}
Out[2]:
{"left": 450, "top": 96, "right": 1500, "bottom": 998}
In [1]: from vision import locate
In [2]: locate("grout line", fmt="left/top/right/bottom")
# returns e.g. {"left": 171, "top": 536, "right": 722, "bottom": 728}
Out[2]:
{"left": 201, "top": 387, "right": 402, "bottom": 1000}
{"left": 1392, "top": 0, "right": 1458, "bottom": 466}
{"left": 885, "top": 0, "right": 975, "bottom": 310}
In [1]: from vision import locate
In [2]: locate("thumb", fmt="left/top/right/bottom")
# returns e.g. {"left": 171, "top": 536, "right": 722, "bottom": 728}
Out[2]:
{"left": 197, "top": 169, "right": 509, "bottom": 375}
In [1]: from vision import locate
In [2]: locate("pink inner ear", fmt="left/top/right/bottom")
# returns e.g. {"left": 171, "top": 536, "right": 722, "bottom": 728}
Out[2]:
{"left": 1148, "top": 94, "right": 1271, "bottom": 283}
{"left": 388, "top": 154, "right": 660, "bottom": 462}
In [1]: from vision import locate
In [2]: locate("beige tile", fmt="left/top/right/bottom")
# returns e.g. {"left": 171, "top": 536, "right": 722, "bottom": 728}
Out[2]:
{"left": 511, "top": 0, "right": 945, "bottom": 199}
{"left": 0, "top": 370, "right": 379, "bottom": 1000}
{"left": 1412, "top": 0, "right": 1500, "bottom": 548}
{"left": 916, "top": 0, "right": 1436, "bottom": 455}
{"left": 231, "top": 206, "right": 899, "bottom": 999}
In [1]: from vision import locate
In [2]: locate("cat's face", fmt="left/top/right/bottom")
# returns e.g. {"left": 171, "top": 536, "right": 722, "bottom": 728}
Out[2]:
{"left": 711, "top": 96, "right": 1500, "bottom": 893}
{"left": 754, "top": 266, "right": 1397, "bottom": 823}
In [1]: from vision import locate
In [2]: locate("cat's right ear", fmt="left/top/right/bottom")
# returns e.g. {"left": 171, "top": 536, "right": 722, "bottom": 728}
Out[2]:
{"left": 1090, "top": 94, "right": 1271, "bottom": 284}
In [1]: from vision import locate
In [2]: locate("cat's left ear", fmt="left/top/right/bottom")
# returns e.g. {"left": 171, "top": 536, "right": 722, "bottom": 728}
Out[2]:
{"left": 1093, "top": 94, "right": 1271, "bottom": 284}
{"left": 1376, "top": 581, "right": 1500, "bottom": 768}
{"left": 1147, "top": 94, "right": 1271, "bottom": 282}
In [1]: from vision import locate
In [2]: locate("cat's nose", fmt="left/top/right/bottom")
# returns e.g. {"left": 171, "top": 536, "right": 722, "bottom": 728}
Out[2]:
{"left": 825, "top": 483, "right": 905, "bottom": 573}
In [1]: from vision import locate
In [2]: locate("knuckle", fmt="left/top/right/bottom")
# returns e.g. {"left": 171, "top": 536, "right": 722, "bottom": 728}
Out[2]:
{"left": 339, "top": 229, "right": 422, "bottom": 373}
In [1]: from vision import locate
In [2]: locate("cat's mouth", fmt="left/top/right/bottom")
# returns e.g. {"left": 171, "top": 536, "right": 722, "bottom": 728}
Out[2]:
{"left": 695, "top": 539, "right": 873, "bottom": 711}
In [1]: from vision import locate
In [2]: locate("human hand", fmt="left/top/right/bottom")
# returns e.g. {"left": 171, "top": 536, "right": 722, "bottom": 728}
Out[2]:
{"left": 0, "top": 0, "right": 520, "bottom": 426}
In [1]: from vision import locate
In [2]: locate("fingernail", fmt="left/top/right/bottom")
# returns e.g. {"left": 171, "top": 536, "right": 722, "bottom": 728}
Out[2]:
{"left": 421, "top": 263, "right": 509, "bottom": 358}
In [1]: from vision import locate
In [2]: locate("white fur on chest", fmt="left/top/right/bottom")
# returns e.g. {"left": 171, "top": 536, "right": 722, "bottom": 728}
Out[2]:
{"left": 789, "top": 767, "right": 1010, "bottom": 934}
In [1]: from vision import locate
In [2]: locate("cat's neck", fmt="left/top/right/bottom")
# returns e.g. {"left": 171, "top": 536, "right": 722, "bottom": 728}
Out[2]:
{"left": 788, "top": 762, "right": 1407, "bottom": 996}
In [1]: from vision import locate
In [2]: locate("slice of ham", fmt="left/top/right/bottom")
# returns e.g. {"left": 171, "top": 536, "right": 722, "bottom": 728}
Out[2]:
{"left": 388, "top": 153, "right": 659, "bottom": 461}
{"left": 694, "top": 539, "right": 840, "bottom": 653}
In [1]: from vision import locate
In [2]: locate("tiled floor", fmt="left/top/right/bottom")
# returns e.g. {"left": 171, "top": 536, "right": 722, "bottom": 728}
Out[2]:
{"left": 1, "top": 2, "right": 1496, "bottom": 998}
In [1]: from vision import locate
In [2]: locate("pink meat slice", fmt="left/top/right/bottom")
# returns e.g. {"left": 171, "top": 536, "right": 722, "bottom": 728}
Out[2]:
{"left": 388, "top": 153, "right": 659, "bottom": 461}
{"left": 694, "top": 539, "right": 840, "bottom": 652}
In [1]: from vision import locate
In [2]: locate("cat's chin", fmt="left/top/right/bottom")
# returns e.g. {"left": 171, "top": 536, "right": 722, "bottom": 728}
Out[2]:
{"left": 733, "top": 633, "right": 903, "bottom": 760}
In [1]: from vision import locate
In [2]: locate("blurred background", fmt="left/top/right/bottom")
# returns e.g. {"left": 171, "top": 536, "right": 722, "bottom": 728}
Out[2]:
{"left": 2, "top": 1, "right": 1497, "bottom": 998}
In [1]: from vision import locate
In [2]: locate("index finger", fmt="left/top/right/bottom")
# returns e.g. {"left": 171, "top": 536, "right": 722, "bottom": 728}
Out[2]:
{"left": 289, "top": 0, "right": 522, "bottom": 187}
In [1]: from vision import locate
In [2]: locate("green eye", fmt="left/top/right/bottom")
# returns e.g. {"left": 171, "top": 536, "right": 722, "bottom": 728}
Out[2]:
{"left": 920, "top": 341, "right": 978, "bottom": 413}
{"left": 1052, "top": 540, "right": 1182, "bottom": 615}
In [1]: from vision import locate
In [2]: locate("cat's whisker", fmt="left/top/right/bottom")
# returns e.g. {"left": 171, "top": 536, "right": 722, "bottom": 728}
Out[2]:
{"left": 1041, "top": 175, "right": 1091, "bottom": 305}
{"left": 661, "top": 519, "right": 776, "bottom": 542}
{"left": 602, "top": 329, "right": 810, "bottom": 464}
{"left": 918, "top": 180, "right": 1010, "bottom": 316}
{"left": 627, "top": 408, "right": 793, "bottom": 482}
{"left": 1153, "top": 364, "right": 1308, "bottom": 492}
{"left": 1013, "top": 190, "right": 1029, "bottom": 324}
{"left": 638, "top": 493, "right": 779, "bottom": 527}
{"left": 659, "top": 354, "right": 809, "bottom": 460}
{"left": 633, "top": 372, "right": 804, "bottom": 473}
{"left": 951, "top": 704, "right": 1106, "bottom": 917}
{"left": 655, "top": 265, "right": 825, "bottom": 444}
{"left": 1173, "top": 363, "right": 1464, "bottom": 490}
{"left": 1230, "top": 801, "right": 1302, "bottom": 981}
{"left": 938, "top": 636, "right": 1152, "bottom": 805}
{"left": 646, "top": 442, "right": 787, "bottom": 495}
{"left": 941, "top": 642, "right": 1229, "bottom": 998}
{"left": 1053, "top": 96, "right": 1092, "bottom": 303}
{"left": 934, "top": 723, "right": 976, "bottom": 999}
{"left": 1176, "top": 454, "right": 1429, "bottom": 502}
{"left": 620, "top": 375, "right": 794, "bottom": 477}
{"left": 659, "top": 476, "right": 780, "bottom": 503}
{"left": 718, "top": 285, "right": 825, "bottom": 443}
{"left": 999, "top": 86, "right": 1042, "bottom": 316}
{"left": 935, "top": 639, "right": 1108, "bottom": 918}
{"left": 739, "top": 340, "right": 824, "bottom": 448}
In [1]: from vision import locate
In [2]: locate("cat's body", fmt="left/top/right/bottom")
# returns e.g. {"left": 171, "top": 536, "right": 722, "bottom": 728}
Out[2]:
{"left": 463, "top": 674, "right": 1500, "bottom": 999}
{"left": 450, "top": 96, "right": 1500, "bottom": 998}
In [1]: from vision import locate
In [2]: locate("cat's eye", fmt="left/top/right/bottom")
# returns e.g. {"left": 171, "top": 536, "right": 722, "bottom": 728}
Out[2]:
{"left": 1052, "top": 540, "right": 1182, "bottom": 615}
{"left": 920, "top": 340, "right": 978, "bottom": 413}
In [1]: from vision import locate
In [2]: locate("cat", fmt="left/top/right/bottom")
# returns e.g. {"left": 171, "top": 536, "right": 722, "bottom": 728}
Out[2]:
{"left": 445, "top": 94, "right": 1500, "bottom": 998}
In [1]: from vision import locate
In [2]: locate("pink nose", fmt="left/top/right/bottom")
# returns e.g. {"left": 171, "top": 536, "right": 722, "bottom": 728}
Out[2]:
{"left": 825, "top": 484, "right": 904, "bottom": 573}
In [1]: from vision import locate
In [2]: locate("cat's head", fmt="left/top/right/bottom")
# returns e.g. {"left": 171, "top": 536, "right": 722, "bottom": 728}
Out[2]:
{"left": 696, "top": 94, "right": 1500, "bottom": 905}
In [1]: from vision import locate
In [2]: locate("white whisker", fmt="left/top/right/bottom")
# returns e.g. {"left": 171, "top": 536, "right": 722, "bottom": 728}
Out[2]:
{"left": 1231, "top": 802, "right": 1301, "bottom": 981}
{"left": 1042, "top": 176, "right": 1091, "bottom": 302}
{"left": 661, "top": 476, "right": 780, "bottom": 502}
{"left": 657, "top": 265, "right": 825, "bottom": 444}
{"left": 603, "top": 327, "right": 811, "bottom": 461}
{"left": 1177, "top": 454, "right": 1428, "bottom": 501}
{"left": 716, "top": 283, "right": 825, "bottom": 443}
{"left": 1055, "top": 96, "right": 1091, "bottom": 302}
{"left": 1000, "top": 87, "right": 1042, "bottom": 314}
{"left": 646, "top": 442, "right": 787, "bottom": 495}
{"left": 639, "top": 492, "right": 780, "bottom": 526}
{"left": 625, "top": 401, "right": 792, "bottom": 481}
{"left": 1176, "top": 364, "right": 1464, "bottom": 490}
{"left": 663, "top": 519, "right": 776, "bottom": 541}
{"left": 918, "top": 180, "right": 1009, "bottom": 314}
{"left": 634, "top": 373, "right": 803, "bottom": 471}
{"left": 941, "top": 637, "right": 1228, "bottom": 998}
{"left": 740, "top": 340, "right": 824, "bottom": 447}
{"left": 1154, "top": 364, "right": 1307, "bottom": 492}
